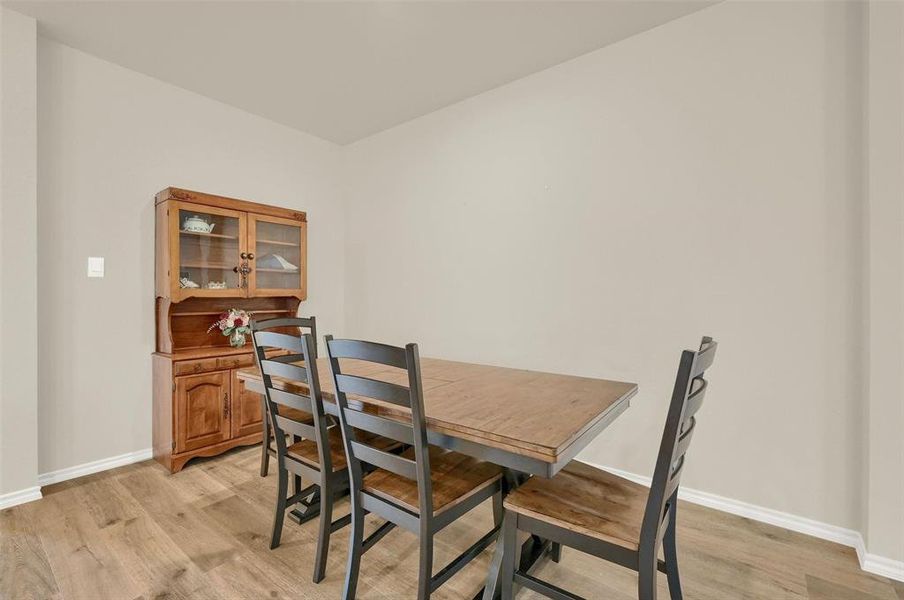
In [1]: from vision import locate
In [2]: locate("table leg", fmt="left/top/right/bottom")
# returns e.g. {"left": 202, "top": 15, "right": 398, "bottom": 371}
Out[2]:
{"left": 476, "top": 470, "right": 550, "bottom": 600}
{"left": 287, "top": 482, "right": 352, "bottom": 525}
{"left": 519, "top": 535, "right": 552, "bottom": 572}
{"left": 288, "top": 488, "right": 321, "bottom": 525}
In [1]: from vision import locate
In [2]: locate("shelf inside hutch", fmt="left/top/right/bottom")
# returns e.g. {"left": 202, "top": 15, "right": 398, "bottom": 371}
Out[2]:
{"left": 179, "top": 230, "right": 239, "bottom": 240}
{"left": 156, "top": 296, "right": 300, "bottom": 355}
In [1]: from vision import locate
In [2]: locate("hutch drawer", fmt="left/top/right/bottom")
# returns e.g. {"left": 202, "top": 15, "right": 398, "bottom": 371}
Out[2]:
{"left": 173, "top": 358, "right": 220, "bottom": 376}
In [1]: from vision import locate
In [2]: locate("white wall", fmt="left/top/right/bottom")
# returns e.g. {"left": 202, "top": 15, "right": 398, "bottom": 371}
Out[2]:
{"left": 344, "top": 0, "right": 865, "bottom": 535}
{"left": 14, "top": 0, "right": 901, "bottom": 569}
{"left": 0, "top": 8, "right": 39, "bottom": 498}
{"left": 36, "top": 39, "right": 345, "bottom": 474}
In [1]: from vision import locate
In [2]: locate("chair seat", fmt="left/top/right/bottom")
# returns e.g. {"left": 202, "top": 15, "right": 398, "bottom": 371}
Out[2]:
{"left": 287, "top": 426, "right": 398, "bottom": 473}
{"left": 503, "top": 461, "right": 648, "bottom": 550}
{"left": 363, "top": 446, "right": 503, "bottom": 515}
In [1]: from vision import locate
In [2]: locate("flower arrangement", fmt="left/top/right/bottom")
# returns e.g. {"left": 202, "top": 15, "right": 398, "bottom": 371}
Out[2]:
{"left": 208, "top": 308, "right": 253, "bottom": 347}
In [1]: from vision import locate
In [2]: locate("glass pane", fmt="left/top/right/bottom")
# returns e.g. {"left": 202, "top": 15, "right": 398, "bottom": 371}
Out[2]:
{"left": 255, "top": 221, "right": 302, "bottom": 290}
{"left": 178, "top": 209, "right": 242, "bottom": 290}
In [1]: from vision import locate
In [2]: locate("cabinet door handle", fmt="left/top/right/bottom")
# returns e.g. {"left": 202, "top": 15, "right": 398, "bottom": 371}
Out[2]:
{"left": 240, "top": 252, "right": 248, "bottom": 260}
{"left": 224, "top": 393, "right": 229, "bottom": 419}
{"left": 247, "top": 253, "right": 255, "bottom": 260}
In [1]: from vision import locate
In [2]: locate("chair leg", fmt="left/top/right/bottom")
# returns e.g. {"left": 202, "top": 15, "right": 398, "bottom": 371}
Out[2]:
{"left": 342, "top": 498, "right": 365, "bottom": 600}
{"left": 550, "top": 542, "right": 563, "bottom": 563}
{"left": 417, "top": 533, "right": 434, "bottom": 600}
{"left": 260, "top": 399, "right": 270, "bottom": 477}
{"left": 638, "top": 559, "right": 658, "bottom": 600}
{"left": 493, "top": 489, "right": 503, "bottom": 528}
{"left": 291, "top": 435, "right": 302, "bottom": 495}
{"left": 500, "top": 510, "right": 517, "bottom": 600}
{"left": 663, "top": 504, "right": 682, "bottom": 600}
{"left": 313, "top": 477, "right": 332, "bottom": 583}
{"left": 270, "top": 467, "right": 288, "bottom": 549}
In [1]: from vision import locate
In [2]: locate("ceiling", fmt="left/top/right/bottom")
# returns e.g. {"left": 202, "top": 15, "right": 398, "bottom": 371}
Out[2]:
{"left": 5, "top": 1, "right": 716, "bottom": 145}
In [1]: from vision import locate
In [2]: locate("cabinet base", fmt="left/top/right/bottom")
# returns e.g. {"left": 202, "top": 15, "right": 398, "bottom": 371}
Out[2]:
{"left": 156, "top": 432, "right": 263, "bottom": 473}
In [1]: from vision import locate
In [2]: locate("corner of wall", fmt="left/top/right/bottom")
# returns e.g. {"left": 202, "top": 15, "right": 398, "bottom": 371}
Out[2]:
{"left": 0, "top": 6, "right": 40, "bottom": 498}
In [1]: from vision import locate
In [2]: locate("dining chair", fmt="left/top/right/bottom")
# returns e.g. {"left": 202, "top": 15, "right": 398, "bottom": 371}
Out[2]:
{"left": 253, "top": 325, "right": 381, "bottom": 584}
{"left": 256, "top": 316, "right": 316, "bottom": 477}
{"left": 325, "top": 336, "right": 505, "bottom": 600}
{"left": 499, "top": 336, "right": 718, "bottom": 600}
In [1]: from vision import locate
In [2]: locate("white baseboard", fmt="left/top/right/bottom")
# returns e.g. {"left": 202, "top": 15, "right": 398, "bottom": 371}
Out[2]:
{"left": 859, "top": 548, "right": 904, "bottom": 583}
{"left": 37, "top": 448, "right": 153, "bottom": 487}
{"left": 581, "top": 461, "right": 904, "bottom": 583}
{"left": 0, "top": 486, "right": 42, "bottom": 510}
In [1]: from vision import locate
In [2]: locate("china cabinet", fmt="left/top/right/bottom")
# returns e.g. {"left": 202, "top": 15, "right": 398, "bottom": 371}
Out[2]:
{"left": 152, "top": 187, "right": 307, "bottom": 472}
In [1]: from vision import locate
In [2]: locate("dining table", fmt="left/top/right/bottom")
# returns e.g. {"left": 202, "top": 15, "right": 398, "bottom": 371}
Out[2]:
{"left": 237, "top": 355, "right": 637, "bottom": 599}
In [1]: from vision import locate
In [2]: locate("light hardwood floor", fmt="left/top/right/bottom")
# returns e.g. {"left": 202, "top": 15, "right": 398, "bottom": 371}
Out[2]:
{"left": 1, "top": 447, "right": 901, "bottom": 600}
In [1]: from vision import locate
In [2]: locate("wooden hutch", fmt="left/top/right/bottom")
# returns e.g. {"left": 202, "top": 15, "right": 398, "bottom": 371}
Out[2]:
{"left": 153, "top": 187, "right": 307, "bottom": 472}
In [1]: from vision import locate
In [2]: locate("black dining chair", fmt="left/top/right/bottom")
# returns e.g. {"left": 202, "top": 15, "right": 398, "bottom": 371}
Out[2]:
{"left": 325, "top": 336, "right": 505, "bottom": 600}
{"left": 253, "top": 325, "right": 400, "bottom": 584}
{"left": 257, "top": 316, "right": 317, "bottom": 478}
{"left": 499, "top": 336, "right": 718, "bottom": 600}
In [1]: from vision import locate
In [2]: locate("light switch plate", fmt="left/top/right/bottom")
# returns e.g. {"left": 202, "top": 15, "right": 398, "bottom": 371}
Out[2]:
{"left": 87, "top": 256, "right": 104, "bottom": 278}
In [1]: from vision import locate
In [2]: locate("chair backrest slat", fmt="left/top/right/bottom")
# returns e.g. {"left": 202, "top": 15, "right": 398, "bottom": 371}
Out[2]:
{"left": 328, "top": 338, "right": 407, "bottom": 369}
{"left": 343, "top": 410, "right": 415, "bottom": 445}
{"left": 326, "top": 336, "right": 434, "bottom": 517}
{"left": 639, "top": 336, "right": 717, "bottom": 561}
{"left": 683, "top": 379, "right": 707, "bottom": 420}
{"left": 691, "top": 337, "right": 716, "bottom": 378}
{"left": 274, "top": 413, "right": 317, "bottom": 440}
{"left": 251, "top": 317, "right": 330, "bottom": 472}
{"left": 673, "top": 417, "right": 696, "bottom": 459}
{"left": 335, "top": 373, "right": 411, "bottom": 406}
{"left": 260, "top": 360, "right": 309, "bottom": 383}
{"left": 268, "top": 387, "right": 314, "bottom": 415}
{"left": 254, "top": 331, "right": 304, "bottom": 354}
{"left": 252, "top": 316, "right": 318, "bottom": 358}
{"left": 664, "top": 453, "right": 688, "bottom": 500}
{"left": 268, "top": 353, "right": 305, "bottom": 364}
{"left": 350, "top": 441, "right": 418, "bottom": 480}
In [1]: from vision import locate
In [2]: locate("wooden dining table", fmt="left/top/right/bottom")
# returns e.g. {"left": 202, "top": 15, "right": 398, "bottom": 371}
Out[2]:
{"left": 237, "top": 356, "right": 637, "bottom": 599}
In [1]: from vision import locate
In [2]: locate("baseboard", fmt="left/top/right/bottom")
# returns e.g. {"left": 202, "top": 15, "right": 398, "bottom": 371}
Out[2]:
{"left": 580, "top": 461, "right": 904, "bottom": 583}
{"left": 0, "top": 486, "right": 42, "bottom": 510}
{"left": 859, "top": 547, "right": 904, "bottom": 582}
{"left": 38, "top": 448, "right": 153, "bottom": 487}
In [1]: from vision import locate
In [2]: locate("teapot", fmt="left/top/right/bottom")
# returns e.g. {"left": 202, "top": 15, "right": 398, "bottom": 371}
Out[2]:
{"left": 183, "top": 215, "right": 215, "bottom": 234}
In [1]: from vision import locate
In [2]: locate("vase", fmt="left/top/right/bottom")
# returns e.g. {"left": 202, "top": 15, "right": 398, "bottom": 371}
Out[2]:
{"left": 229, "top": 329, "right": 246, "bottom": 348}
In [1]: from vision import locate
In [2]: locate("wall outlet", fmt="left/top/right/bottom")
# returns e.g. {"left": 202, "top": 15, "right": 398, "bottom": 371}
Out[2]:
{"left": 87, "top": 256, "right": 104, "bottom": 278}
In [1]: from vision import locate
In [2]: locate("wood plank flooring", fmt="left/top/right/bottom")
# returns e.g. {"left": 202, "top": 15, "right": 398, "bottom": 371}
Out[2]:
{"left": 1, "top": 446, "right": 900, "bottom": 599}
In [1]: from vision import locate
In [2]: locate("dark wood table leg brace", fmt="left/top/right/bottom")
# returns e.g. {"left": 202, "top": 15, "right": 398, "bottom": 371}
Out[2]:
{"left": 288, "top": 487, "right": 321, "bottom": 525}
{"left": 287, "top": 479, "right": 352, "bottom": 524}
{"left": 477, "top": 469, "right": 554, "bottom": 600}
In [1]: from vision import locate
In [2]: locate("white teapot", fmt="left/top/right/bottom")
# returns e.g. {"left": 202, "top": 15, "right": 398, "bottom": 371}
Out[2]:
{"left": 183, "top": 215, "right": 215, "bottom": 233}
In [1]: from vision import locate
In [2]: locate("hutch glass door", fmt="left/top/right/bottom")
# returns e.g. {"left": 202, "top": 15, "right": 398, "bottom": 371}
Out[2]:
{"left": 175, "top": 204, "right": 247, "bottom": 298}
{"left": 249, "top": 215, "right": 306, "bottom": 298}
